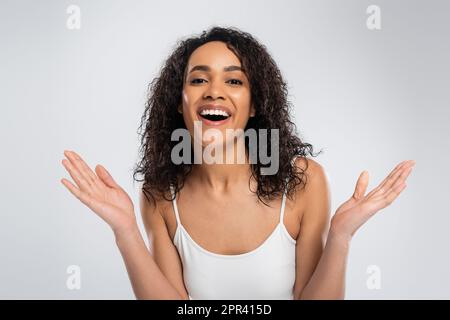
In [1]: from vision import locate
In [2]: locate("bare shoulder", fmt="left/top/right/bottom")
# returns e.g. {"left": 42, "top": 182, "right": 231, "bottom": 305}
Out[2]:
{"left": 290, "top": 157, "right": 331, "bottom": 223}
{"left": 292, "top": 157, "right": 330, "bottom": 195}
{"left": 138, "top": 187, "right": 172, "bottom": 233}
{"left": 138, "top": 186, "right": 190, "bottom": 299}
{"left": 291, "top": 158, "right": 332, "bottom": 299}
{"left": 139, "top": 187, "right": 160, "bottom": 216}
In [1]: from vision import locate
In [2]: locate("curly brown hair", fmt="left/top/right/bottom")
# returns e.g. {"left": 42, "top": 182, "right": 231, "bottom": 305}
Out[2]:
{"left": 133, "top": 26, "right": 322, "bottom": 206}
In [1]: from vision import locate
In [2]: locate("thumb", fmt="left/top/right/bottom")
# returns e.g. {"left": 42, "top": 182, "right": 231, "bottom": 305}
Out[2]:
{"left": 95, "top": 164, "right": 120, "bottom": 189}
{"left": 352, "top": 170, "right": 369, "bottom": 200}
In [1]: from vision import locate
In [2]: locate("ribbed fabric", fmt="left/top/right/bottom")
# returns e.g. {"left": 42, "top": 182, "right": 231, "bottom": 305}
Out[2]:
{"left": 169, "top": 185, "right": 297, "bottom": 300}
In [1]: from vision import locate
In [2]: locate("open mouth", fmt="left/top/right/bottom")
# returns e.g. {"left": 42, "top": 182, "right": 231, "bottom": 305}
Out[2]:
{"left": 200, "top": 114, "right": 230, "bottom": 122}
{"left": 198, "top": 109, "right": 231, "bottom": 123}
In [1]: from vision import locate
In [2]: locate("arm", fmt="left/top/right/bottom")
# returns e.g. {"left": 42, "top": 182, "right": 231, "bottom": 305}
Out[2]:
{"left": 297, "top": 228, "right": 350, "bottom": 300}
{"left": 60, "top": 150, "right": 187, "bottom": 300}
{"left": 292, "top": 158, "right": 338, "bottom": 299}
{"left": 293, "top": 158, "right": 415, "bottom": 300}
{"left": 138, "top": 189, "right": 190, "bottom": 300}
{"left": 115, "top": 225, "right": 185, "bottom": 300}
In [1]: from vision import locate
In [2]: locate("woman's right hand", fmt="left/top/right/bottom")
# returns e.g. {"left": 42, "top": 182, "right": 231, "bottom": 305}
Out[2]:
{"left": 60, "top": 150, "right": 137, "bottom": 235}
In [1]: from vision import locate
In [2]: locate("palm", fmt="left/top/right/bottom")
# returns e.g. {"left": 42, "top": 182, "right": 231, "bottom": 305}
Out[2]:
{"left": 331, "top": 160, "right": 416, "bottom": 238}
{"left": 60, "top": 150, "right": 136, "bottom": 231}
{"left": 89, "top": 183, "right": 134, "bottom": 226}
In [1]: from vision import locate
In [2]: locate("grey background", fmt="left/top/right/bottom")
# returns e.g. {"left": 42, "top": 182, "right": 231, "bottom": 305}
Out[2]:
{"left": 0, "top": 0, "right": 449, "bottom": 299}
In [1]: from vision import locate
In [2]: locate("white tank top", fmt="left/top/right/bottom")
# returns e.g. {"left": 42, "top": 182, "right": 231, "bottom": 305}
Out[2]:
{"left": 169, "top": 184, "right": 297, "bottom": 300}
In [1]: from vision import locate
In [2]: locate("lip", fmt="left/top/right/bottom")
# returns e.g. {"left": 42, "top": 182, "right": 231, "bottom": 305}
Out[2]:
{"left": 197, "top": 104, "right": 233, "bottom": 127}
{"left": 197, "top": 104, "right": 233, "bottom": 116}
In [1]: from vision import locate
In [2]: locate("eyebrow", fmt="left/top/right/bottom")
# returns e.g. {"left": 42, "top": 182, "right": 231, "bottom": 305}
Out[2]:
{"left": 188, "top": 65, "right": 245, "bottom": 74}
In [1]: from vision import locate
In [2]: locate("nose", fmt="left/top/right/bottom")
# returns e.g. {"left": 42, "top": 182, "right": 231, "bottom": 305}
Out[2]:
{"left": 203, "top": 79, "right": 225, "bottom": 101}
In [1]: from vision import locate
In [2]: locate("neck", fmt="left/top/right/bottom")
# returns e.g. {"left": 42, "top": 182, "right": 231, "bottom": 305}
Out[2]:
{"left": 192, "top": 162, "right": 253, "bottom": 192}
{"left": 190, "top": 142, "right": 254, "bottom": 193}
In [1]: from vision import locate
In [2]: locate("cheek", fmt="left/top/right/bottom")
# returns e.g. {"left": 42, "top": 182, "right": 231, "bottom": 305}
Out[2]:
{"left": 181, "top": 90, "right": 196, "bottom": 120}
{"left": 181, "top": 90, "right": 191, "bottom": 110}
{"left": 230, "top": 91, "right": 252, "bottom": 124}
{"left": 181, "top": 110, "right": 196, "bottom": 138}
{"left": 180, "top": 91, "right": 197, "bottom": 139}
{"left": 230, "top": 89, "right": 250, "bottom": 102}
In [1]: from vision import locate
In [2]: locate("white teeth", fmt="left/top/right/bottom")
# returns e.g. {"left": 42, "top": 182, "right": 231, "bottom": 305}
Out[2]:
{"left": 200, "top": 109, "right": 230, "bottom": 117}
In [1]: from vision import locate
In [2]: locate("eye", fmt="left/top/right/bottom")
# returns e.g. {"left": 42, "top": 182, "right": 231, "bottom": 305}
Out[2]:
{"left": 227, "top": 79, "right": 243, "bottom": 85}
{"left": 190, "top": 78, "right": 207, "bottom": 84}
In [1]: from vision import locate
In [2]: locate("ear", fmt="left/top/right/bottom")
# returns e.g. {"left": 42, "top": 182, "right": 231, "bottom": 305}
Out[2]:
{"left": 177, "top": 104, "right": 183, "bottom": 114}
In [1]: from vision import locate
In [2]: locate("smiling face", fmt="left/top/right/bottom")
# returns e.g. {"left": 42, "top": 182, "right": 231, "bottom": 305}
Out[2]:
{"left": 179, "top": 41, "right": 255, "bottom": 146}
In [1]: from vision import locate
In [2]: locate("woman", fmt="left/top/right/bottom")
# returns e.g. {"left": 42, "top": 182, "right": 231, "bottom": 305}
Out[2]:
{"left": 60, "top": 27, "right": 415, "bottom": 300}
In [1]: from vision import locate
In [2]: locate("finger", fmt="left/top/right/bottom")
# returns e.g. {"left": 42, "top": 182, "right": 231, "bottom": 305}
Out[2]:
{"left": 374, "top": 160, "right": 409, "bottom": 191}
{"left": 383, "top": 182, "right": 408, "bottom": 206}
{"left": 61, "top": 178, "right": 104, "bottom": 213}
{"left": 361, "top": 182, "right": 407, "bottom": 216}
{"left": 376, "top": 161, "right": 415, "bottom": 195}
{"left": 95, "top": 164, "right": 120, "bottom": 189}
{"left": 352, "top": 170, "right": 369, "bottom": 200}
{"left": 386, "top": 165, "right": 414, "bottom": 194}
{"left": 64, "top": 150, "right": 98, "bottom": 187}
{"left": 61, "top": 177, "right": 81, "bottom": 198}
{"left": 366, "top": 160, "right": 414, "bottom": 198}
{"left": 61, "top": 158, "right": 92, "bottom": 191}
{"left": 368, "top": 166, "right": 413, "bottom": 210}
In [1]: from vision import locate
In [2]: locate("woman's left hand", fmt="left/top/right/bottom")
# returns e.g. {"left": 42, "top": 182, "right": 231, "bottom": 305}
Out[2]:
{"left": 330, "top": 160, "right": 416, "bottom": 242}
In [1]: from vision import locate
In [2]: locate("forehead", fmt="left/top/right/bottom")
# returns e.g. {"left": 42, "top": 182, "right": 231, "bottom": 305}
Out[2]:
{"left": 187, "top": 41, "right": 242, "bottom": 71}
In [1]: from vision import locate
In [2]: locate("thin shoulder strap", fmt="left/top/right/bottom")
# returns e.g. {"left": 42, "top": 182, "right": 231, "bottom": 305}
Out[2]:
{"left": 279, "top": 181, "right": 288, "bottom": 225}
{"left": 169, "top": 184, "right": 181, "bottom": 227}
